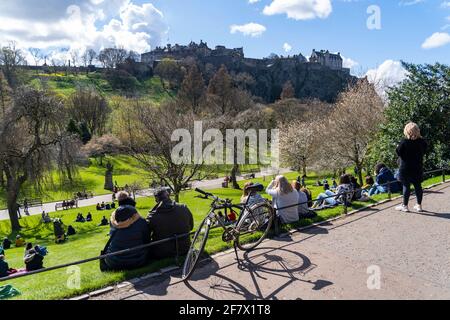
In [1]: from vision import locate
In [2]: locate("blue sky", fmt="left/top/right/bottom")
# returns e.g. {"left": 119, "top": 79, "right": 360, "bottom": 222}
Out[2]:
{"left": 147, "top": 0, "right": 450, "bottom": 73}
{"left": 0, "top": 0, "right": 448, "bottom": 80}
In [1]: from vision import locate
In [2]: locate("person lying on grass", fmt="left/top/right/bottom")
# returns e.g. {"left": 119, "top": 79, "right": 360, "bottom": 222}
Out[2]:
{"left": 312, "top": 174, "right": 354, "bottom": 209}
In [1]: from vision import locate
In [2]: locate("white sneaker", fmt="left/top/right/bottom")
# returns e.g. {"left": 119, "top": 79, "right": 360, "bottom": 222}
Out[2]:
{"left": 413, "top": 204, "right": 423, "bottom": 213}
{"left": 395, "top": 205, "right": 409, "bottom": 212}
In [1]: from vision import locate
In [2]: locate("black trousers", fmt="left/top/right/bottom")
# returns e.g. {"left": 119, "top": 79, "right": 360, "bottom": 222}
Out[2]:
{"left": 401, "top": 178, "right": 423, "bottom": 206}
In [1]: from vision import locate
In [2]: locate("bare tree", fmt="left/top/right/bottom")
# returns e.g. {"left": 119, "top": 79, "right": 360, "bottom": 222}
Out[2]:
{"left": 0, "top": 86, "right": 78, "bottom": 230}
{"left": 280, "top": 119, "right": 319, "bottom": 176}
{"left": 115, "top": 100, "right": 206, "bottom": 202}
{"left": 280, "top": 81, "right": 295, "bottom": 100}
{"left": 179, "top": 64, "right": 205, "bottom": 114}
{"left": 0, "top": 41, "right": 26, "bottom": 87}
{"left": 28, "top": 48, "right": 43, "bottom": 68}
{"left": 98, "top": 47, "right": 128, "bottom": 69}
{"left": 82, "top": 134, "right": 122, "bottom": 166}
{"left": 0, "top": 71, "right": 12, "bottom": 115}
{"left": 325, "top": 79, "right": 385, "bottom": 184}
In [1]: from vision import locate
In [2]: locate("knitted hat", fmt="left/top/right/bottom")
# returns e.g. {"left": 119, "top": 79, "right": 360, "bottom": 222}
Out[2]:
{"left": 114, "top": 205, "right": 138, "bottom": 222}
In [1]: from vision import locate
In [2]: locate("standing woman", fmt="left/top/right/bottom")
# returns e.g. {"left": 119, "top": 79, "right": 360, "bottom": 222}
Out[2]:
{"left": 395, "top": 122, "right": 428, "bottom": 212}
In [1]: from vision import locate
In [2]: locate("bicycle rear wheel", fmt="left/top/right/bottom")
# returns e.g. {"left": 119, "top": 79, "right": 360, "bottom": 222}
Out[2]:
{"left": 182, "top": 217, "right": 211, "bottom": 281}
{"left": 234, "top": 202, "right": 274, "bottom": 251}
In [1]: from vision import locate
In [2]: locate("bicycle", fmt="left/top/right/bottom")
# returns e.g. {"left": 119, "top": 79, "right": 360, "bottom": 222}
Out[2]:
{"left": 182, "top": 184, "right": 275, "bottom": 281}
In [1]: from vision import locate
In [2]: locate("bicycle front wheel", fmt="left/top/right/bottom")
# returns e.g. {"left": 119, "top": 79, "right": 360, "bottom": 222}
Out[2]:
{"left": 182, "top": 217, "right": 211, "bottom": 281}
{"left": 235, "top": 202, "right": 274, "bottom": 251}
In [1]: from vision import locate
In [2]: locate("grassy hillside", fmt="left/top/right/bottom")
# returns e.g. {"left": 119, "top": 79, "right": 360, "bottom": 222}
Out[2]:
{"left": 26, "top": 70, "right": 173, "bottom": 103}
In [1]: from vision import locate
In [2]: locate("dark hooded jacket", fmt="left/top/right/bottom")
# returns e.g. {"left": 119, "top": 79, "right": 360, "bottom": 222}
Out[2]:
{"left": 105, "top": 205, "right": 150, "bottom": 270}
{"left": 24, "top": 249, "right": 44, "bottom": 271}
{"left": 146, "top": 200, "right": 194, "bottom": 260}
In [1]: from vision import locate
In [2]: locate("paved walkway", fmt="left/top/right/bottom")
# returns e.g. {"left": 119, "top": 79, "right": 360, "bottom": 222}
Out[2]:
{"left": 92, "top": 182, "right": 450, "bottom": 300}
{"left": 0, "top": 168, "right": 290, "bottom": 221}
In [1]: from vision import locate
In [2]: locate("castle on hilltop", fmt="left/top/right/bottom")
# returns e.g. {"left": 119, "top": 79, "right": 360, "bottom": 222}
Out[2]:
{"left": 141, "top": 41, "right": 349, "bottom": 74}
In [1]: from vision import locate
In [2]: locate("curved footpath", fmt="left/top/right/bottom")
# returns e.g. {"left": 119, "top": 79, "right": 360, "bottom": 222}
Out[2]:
{"left": 87, "top": 182, "right": 450, "bottom": 300}
{"left": 0, "top": 168, "right": 290, "bottom": 221}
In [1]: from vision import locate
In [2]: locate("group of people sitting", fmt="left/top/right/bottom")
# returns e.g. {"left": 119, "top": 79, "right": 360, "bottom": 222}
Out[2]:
{"left": 100, "top": 189, "right": 193, "bottom": 271}
{"left": 61, "top": 200, "right": 77, "bottom": 210}
{"left": 263, "top": 162, "right": 404, "bottom": 224}
{"left": 75, "top": 191, "right": 92, "bottom": 200}
{"left": 96, "top": 202, "right": 116, "bottom": 211}
{"left": 0, "top": 243, "right": 47, "bottom": 278}
{"left": 75, "top": 212, "right": 93, "bottom": 223}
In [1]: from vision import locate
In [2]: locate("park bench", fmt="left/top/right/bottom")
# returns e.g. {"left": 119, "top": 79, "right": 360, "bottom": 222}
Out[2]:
{"left": 55, "top": 199, "right": 78, "bottom": 211}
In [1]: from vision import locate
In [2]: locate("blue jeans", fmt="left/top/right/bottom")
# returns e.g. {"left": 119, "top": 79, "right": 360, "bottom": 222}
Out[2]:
{"left": 368, "top": 184, "right": 386, "bottom": 196}
{"left": 316, "top": 190, "right": 338, "bottom": 206}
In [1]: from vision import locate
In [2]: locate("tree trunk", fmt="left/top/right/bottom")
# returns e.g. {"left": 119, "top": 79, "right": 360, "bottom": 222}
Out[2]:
{"left": 302, "top": 159, "right": 307, "bottom": 177}
{"left": 6, "top": 180, "right": 21, "bottom": 231}
{"left": 230, "top": 164, "right": 241, "bottom": 190}
{"left": 357, "top": 164, "right": 364, "bottom": 186}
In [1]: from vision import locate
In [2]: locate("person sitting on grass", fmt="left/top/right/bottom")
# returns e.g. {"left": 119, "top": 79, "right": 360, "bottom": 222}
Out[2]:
{"left": 101, "top": 202, "right": 106, "bottom": 210}
{"left": 301, "top": 186, "right": 313, "bottom": 208}
{"left": 312, "top": 174, "right": 354, "bottom": 209}
{"left": 42, "top": 212, "right": 51, "bottom": 224}
{"left": 99, "top": 216, "right": 109, "bottom": 226}
{"left": 15, "top": 235, "right": 25, "bottom": 248}
{"left": 0, "top": 249, "right": 17, "bottom": 278}
{"left": 368, "top": 163, "right": 402, "bottom": 196}
{"left": 53, "top": 218, "right": 66, "bottom": 244}
{"left": 292, "top": 181, "right": 315, "bottom": 218}
{"left": 241, "top": 182, "right": 265, "bottom": 206}
{"left": 331, "top": 178, "right": 338, "bottom": 190}
{"left": 2, "top": 238, "right": 12, "bottom": 250}
{"left": 24, "top": 243, "right": 45, "bottom": 272}
{"left": 111, "top": 202, "right": 116, "bottom": 209}
{"left": 105, "top": 203, "right": 111, "bottom": 210}
{"left": 75, "top": 213, "right": 86, "bottom": 223}
{"left": 363, "top": 176, "right": 375, "bottom": 191}
{"left": 146, "top": 188, "right": 194, "bottom": 260}
{"left": 96, "top": 203, "right": 102, "bottom": 211}
{"left": 266, "top": 175, "right": 300, "bottom": 224}
{"left": 67, "top": 225, "right": 76, "bottom": 236}
{"left": 86, "top": 212, "right": 93, "bottom": 222}
{"left": 102, "top": 192, "right": 150, "bottom": 271}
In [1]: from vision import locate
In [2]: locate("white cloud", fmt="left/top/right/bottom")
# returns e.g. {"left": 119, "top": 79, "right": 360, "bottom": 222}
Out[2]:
{"left": 366, "top": 60, "right": 408, "bottom": 96}
{"left": 0, "top": 0, "right": 168, "bottom": 63}
{"left": 399, "top": 0, "right": 425, "bottom": 6}
{"left": 441, "top": 1, "right": 450, "bottom": 8}
{"left": 341, "top": 56, "right": 358, "bottom": 69}
{"left": 263, "top": 0, "right": 332, "bottom": 20}
{"left": 248, "top": 0, "right": 261, "bottom": 3}
{"left": 283, "top": 42, "right": 293, "bottom": 52}
{"left": 421, "top": 32, "right": 450, "bottom": 49}
{"left": 230, "top": 23, "right": 267, "bottom": 37}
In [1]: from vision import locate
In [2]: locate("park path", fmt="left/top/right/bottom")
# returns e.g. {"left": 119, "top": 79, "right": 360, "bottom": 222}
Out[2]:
{"left": 0, "top": 168, "right": 291, "bottom": 221}
{"left": 91, "top": 182, "right": 450, "bottom": 300}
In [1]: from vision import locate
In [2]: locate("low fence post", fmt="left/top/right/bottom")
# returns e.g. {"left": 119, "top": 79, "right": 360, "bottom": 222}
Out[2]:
{"left": 443, "top": 168, "right": 446, "bottom": 183}
{"left": 388, "top": 183, "right": 392, "bottom": 201}
{"left": 174, "top": 234, "right": 180, "bottom": 266}
{"left": 343, "top": 193, "right": 348, "bottom": 215}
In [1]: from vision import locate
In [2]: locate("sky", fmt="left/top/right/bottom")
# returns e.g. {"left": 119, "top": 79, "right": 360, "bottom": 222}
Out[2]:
{"left": 0, "top": 0, "right": 449, "bottom": 85}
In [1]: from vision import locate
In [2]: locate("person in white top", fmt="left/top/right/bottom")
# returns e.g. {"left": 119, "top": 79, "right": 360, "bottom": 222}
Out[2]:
{"left": 266, "top": 175, "right": 300, "bottom": 224}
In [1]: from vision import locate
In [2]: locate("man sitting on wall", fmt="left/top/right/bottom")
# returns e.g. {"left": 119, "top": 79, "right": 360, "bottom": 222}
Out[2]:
{"left": 146, "top": 188, "right": 194, "bottom": 260}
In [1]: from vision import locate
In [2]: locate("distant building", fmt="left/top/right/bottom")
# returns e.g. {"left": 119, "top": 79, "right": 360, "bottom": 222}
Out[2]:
{"left": 141, "top": 41, "right": 348, "bottom": 73}
{"left": 309, "top": 49, "right": 344, "bottom": 71}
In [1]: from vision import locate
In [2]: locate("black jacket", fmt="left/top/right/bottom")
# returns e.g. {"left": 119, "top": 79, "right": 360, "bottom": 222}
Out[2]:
{"left": 396, "top": 138, "right": 428, "bottom": 182}
{"left": 24, "top": 249, "right": 44, "bottom": 271}
{"left": 105, "top": 211, "right": 151, "bottom": 270}
{"left": 147, "top": 200, "right": 194, "bottom": 260}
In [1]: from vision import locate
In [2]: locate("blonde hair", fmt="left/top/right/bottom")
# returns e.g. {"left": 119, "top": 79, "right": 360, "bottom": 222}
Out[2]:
{"left": 273, "top": 175, "right": 293, "bottom": 195}
{"left": 404, "top": 122, "right": 422, "bottom": 140}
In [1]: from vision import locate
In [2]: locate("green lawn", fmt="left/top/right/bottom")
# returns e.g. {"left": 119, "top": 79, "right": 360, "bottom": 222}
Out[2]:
{"left": 0, "top": 171, "right": 447, "bottom": 300}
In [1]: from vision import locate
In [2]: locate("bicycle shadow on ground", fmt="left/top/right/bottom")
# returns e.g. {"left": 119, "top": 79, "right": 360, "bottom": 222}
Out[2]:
{"left": 182, "top": 247, "right": 333, "bottom": 300}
